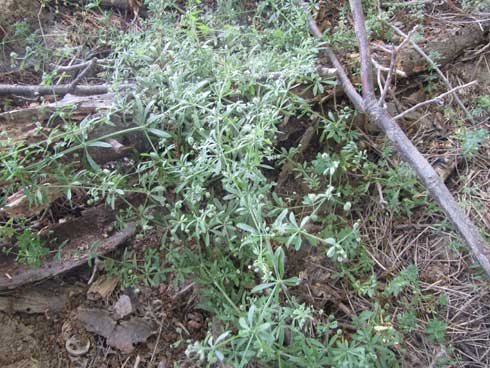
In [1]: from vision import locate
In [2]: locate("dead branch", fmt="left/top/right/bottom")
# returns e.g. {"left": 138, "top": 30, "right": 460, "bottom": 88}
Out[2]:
{"left": 305, "top": 14, "right": 364, "bottom": 111}
{"left": 0, "top": 83, "right": 111, "bottom": 97}
{"left": 67, "top": 59, "right": 96, "bottom": 93}
{"left": 371, "top": 58, "right": 407, "bottom": 78}
{"left": 50, "top": 58, "right": 112, "bottom": 73}
{"left": 378, "top": 47, "right": 396, "bottom": 104}
{"left": 394, "top": 80, "right": 478, "bottom": 120}
{"left": 378, "top": 27, "right": 417, "bottom": 104}
{"left": 350, "top": 0, "right": 374, "bottom": 100}
{"left": 302, "top": 0, "right": 490, "bottom": 276}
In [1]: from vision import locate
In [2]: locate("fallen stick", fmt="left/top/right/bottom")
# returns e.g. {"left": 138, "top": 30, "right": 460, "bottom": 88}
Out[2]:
{"left": 50, "top": 58, "right": 112, "bottom": 73}
{"left": 67, "top": 59, "right": 96, "bottom": 93}
{"left": 302, "top": 0, "right": 490, "bottom": 276}
{"left": 0, "top": 83, "right": 111, "bottom": 97}
{"left": 394, "top": 80, "right": 477, "bottom": 120}
{"left": 377, "top": 27, "right": 417, "bottom": 105}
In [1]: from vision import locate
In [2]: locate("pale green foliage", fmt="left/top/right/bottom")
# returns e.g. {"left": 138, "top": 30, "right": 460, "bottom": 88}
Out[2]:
{"left": 0, "top": 0, "right": 455, "bottom": 366}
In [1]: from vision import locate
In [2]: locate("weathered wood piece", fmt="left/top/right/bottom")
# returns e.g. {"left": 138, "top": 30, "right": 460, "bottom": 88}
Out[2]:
{"left": 394, "top": 23, "right": 489, "bottom": 77}
{"left": 0, "top": 203, "right": 137, "bottom": 290}
{"left": 0, "top": 282, "right": 81, "bottom": 314}
{"left": 76, "top": 307, "right": 153, "bottom": 353}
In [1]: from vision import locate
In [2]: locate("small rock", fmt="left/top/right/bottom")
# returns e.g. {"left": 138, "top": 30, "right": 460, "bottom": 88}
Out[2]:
{"left": 113, "top": 294, "right": 133, "bottom": 319}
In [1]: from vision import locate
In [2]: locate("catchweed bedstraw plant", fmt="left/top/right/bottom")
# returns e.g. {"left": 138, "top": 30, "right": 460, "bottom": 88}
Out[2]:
{"left": 0, "top": 0, "right": 429, "bottom": 365}
{"left": 111, "top": 1, "right": 397, "bottom": 366}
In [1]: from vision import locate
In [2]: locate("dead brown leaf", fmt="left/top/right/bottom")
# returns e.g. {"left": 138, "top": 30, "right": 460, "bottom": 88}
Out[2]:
{"left": 76, "top": 307, "right": 153, "bottom": 353}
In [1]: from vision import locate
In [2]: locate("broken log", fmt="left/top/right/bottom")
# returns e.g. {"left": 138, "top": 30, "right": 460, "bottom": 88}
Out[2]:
{"left": 0, "top": 93, "right": 116, "bottom": 125}
{"left": 0, "top": 92, "right": 147, "bottom": 167}
{"left": 0, "top": 282, "right": 81, "bottom": 314}
{"left": 0, "top": 222, "right": 136, "bottom": 290}
{"left": 0, "top": 203, "right": 137, "bottom": 290}
{"left": 393, "top": 23, "right": 489, "bottom": 78}
{"left": 0, "top": 93, "right": 148, "bottom": 219}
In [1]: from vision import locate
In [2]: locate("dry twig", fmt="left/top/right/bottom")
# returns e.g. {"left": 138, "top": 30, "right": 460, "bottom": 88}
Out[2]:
{"left": 378, "top": 27, "right": 417, "bottom": 104}
{"left": 67, "top": 58, "right": 96, "bottom": 93}
{"left": 394, "top": 80, "right": 478, "bottom": 120}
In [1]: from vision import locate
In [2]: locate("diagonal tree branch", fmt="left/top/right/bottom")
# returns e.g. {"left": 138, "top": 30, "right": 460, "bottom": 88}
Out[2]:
{"left": 349, "top": 0, "right": 375, "bottom": 99}
{"left": 301, "top": 0, "right": 490, "bottom": 276}
{"left": 301, "top": 2, "right": 364, "bottom": 111}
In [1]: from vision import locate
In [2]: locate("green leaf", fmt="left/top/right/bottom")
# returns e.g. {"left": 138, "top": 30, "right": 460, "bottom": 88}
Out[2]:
{"left": 237, "top": 223, "right": 256, "bottom": 233}
{"left": 425, "top": 319, "right": 447, "bottom": 343}
{"left": 251, "top": 282, "right": 275, "bottom": 293}
{"left": 289, "top": 211, "right": 298, "bottom": 227}
{"left": 85, "top": 150, "right": 101, "bottom": 172}
{"left": 284, "top": 276, "right": 300, "bottom": 286}
{"left": 275, "top": 247, "right": 285, "bottom": 277}
{"left": 239, "top": 317, "right": 249, "bottom": 330}
{"left": 87, "top": 141, "right": 112, "bottom": 148}
{"left": 300, "top": 215, "right": 310, "bottom": 228}
{"left": 215, "top": 350, "right": 224, "bottom": 361}
{"left": 148, "top": 128, "right": 171, "bottom": 139}
{"left": 215, "top": 331, "right": 230, "bottom": 344}
{"left": 257, "top": 322, "right": 272, "bottom": 332}
{"left": 247, "top": 304, "right": 256, "bottom": 325}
